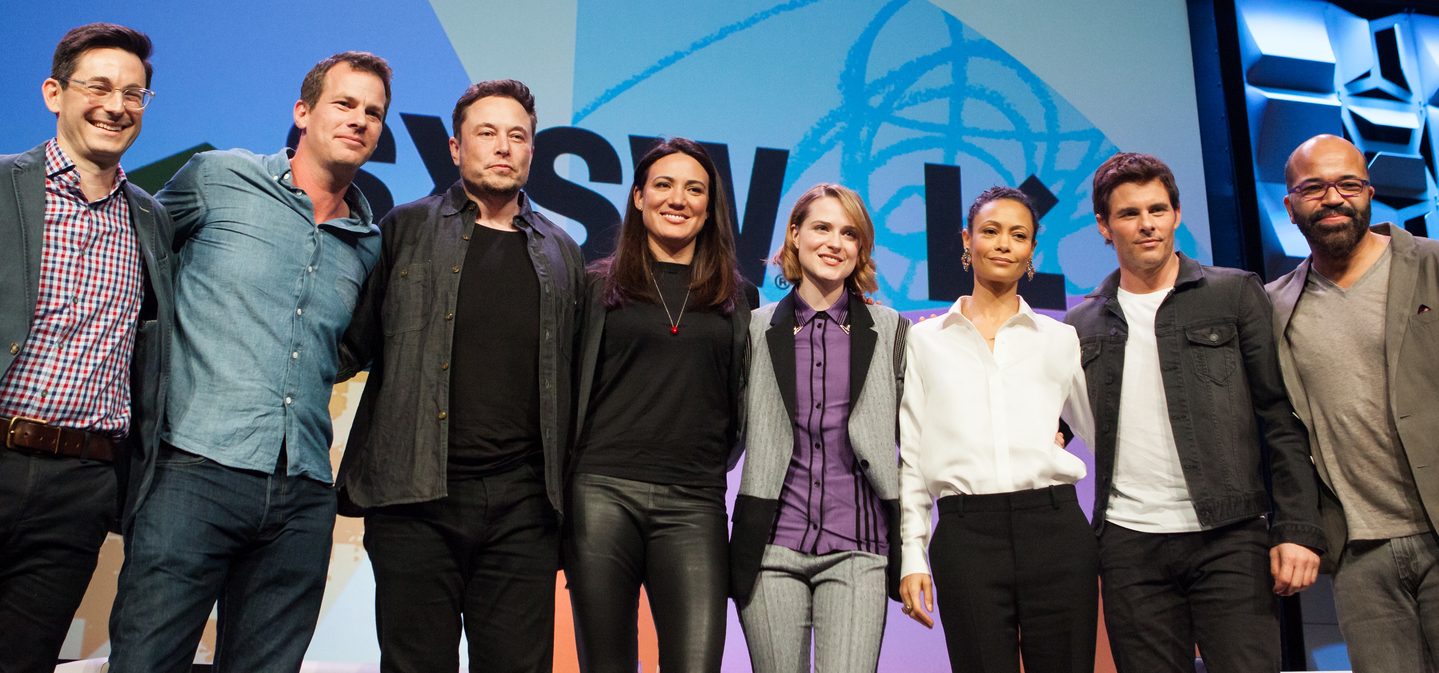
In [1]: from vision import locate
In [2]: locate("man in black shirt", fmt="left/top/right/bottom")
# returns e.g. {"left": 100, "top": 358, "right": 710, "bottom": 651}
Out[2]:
{"left": 337, "top": 79, "right": 584, "bottom": 673}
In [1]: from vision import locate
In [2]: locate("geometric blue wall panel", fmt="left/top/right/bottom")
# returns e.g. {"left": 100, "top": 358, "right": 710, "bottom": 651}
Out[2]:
{"left": 1238, "top": 0, "right": 1439, "bottom": 266}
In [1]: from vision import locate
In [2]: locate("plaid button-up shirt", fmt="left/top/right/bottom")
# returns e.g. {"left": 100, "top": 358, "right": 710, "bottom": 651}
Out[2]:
{"left": 0, "top": 139, "right": 144, "bottom": 436}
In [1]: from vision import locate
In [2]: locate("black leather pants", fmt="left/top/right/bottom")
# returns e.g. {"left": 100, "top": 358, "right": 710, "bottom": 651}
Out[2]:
{"left": 564, "top": 472, "right": 728, "bottom": 673}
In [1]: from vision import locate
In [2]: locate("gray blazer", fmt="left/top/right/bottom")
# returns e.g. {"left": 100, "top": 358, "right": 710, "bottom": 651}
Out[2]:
{"left": 730, "top": 291, "right": 907, "bottom": 603}
{"left": 1266, "top": 223, "right": 1439, "bottom": 570}
{"left": 0, "top": 142, "right": 176, "bottom": 530}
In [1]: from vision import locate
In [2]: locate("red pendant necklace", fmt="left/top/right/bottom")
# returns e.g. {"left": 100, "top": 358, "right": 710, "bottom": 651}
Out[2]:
{"left": 650, "top": 271, "right": 691, "bottom": 335}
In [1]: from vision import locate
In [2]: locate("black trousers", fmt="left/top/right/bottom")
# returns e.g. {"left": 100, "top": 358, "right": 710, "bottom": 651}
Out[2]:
{"left": 363, "top": 459, "right": 559, "bottom": 673}
{"left": 0, "top": 449, "right": 115, "bottom": 673}
{"left": 563, "top": 472, "right": 728, "bottom": 673}
{"left": 929, "top": 485, "right": 1098, "bottom": 673}
{"left": 1099, "top": 518, "right": 1278, "bottom": 673}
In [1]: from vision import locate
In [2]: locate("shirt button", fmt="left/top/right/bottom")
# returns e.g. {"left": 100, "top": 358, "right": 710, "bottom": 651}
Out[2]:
{"left": 815, "top": 361, "right": 822, "bottom": 368}
{"left": 440, "top": 362, "right": 449, "bottom": 370}
{"left": 296, "top": 308, "right": 303, "bottom": 316}
{"left": 1209, "top": 333, "right": 1218, "bottom": 341}
{"left": 284, "top": 396, "right": 293, "bottom": 406}
{"left": 452, "top": 265, "right": 460, "bottom": 274}
{"left": 7, "top": 343, "right": 16, "bottom": 355}
{"left": 814, "top": 442, "right": 821, "bottom": 449}
{"left": 399, "top": 269, "right": 408, "bottom": 278}
{"left": 437, "top": 411, "right": 448, "bottom": 420}
{"left": 445, "top": 312, "right": 454, "bottom": 321}
{"left": 291, "top": 351, "right": 299, "bottom": 359}
{"left": 815, "top": 402, "right": 822, "bottom": 409}
{"left": 307, "top": 266, "right": 315, "bottom": 273}
{"left": 462, "top": 234, "right": 470, "bottom": 241}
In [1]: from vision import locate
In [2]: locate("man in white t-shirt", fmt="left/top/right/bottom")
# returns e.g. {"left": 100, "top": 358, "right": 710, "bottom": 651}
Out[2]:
{"left": 1065, "top": 152, "right": 1324, "bottom": 673}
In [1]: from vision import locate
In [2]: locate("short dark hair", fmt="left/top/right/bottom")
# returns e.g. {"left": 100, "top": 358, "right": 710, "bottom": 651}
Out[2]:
{"left": 451, "top": 79, "right": 537, "bottom": 136}
{"left": 967, "top": 186, "right": 1041, "bottom": 242}
{"left": 1092, "top": 152, "right": 1179, "bottom": 219}
{"left": 299, "top": 51, "right": 393, "bottom": 118}
{"left": 52, "top": 23, "right": 154, "bottom": 88}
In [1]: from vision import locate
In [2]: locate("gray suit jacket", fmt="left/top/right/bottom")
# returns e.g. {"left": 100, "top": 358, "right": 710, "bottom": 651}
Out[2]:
{"left": 1266, "top": 223, "right": 1439, "bottom": 570}
{"left": 0, "top": 142, "right": 176, "bottom": 530}
{"left": 730, "top": 291, "right": 907, "bottom": 603}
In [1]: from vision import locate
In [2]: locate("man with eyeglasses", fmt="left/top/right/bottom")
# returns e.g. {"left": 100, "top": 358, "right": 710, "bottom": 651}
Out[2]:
{"left": 0, "top": 23, "right": 172, "bottom": 673}
{"left": 106, "top": 51, "right": 391, "bottom": 673}
{"left": 1267, "top": 133, "right": 1439, "bottom": 671}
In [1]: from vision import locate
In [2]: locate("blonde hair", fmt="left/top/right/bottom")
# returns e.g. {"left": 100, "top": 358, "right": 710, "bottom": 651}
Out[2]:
{"left": 772, "top": 183, "right": 878, "bottom": 295}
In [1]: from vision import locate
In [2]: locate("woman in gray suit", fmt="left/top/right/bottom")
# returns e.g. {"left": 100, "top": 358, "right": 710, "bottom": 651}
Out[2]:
{"left": 731, "top": 183, "right": 908, "bottom": 673}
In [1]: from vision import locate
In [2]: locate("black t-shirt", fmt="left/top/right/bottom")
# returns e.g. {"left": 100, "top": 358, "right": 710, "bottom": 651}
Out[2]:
{"left": 575, "top": 262, "right": 733, "bottom": 487}
{"left": 447, "top": 224, "right": 542, "bottom": 477}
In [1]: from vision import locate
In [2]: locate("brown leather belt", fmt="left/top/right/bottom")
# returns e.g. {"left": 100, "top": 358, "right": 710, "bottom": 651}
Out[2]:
{"left": 3, "top": 415, "right": 115, "bottom": 463}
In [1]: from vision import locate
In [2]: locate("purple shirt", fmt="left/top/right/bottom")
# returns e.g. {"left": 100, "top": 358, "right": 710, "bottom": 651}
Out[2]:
{"left": 770, "top": 293, "right": 889, "bottom": 556}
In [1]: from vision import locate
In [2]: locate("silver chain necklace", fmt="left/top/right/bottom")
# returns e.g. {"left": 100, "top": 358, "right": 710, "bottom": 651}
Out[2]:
{"left": 650, "top": 271, "right": 691, "bottom": 335}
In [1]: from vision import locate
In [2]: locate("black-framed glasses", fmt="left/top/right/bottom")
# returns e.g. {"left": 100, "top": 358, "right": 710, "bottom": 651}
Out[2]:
{"left": 64, "top": 78, "right": 155, "bottom": 111}
{"left": 1288, "top": 178, "right": 1370, "bottom": 201}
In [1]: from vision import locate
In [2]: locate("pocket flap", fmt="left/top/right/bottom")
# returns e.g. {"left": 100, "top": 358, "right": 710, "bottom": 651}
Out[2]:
{"left": 1186, "top": 322, "right": 1236, "bottom": 347}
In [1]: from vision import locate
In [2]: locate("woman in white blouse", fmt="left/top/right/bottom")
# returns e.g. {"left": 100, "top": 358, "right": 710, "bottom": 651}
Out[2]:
{"left": 897, "top": 186, "right": 1097, "bottom": 673}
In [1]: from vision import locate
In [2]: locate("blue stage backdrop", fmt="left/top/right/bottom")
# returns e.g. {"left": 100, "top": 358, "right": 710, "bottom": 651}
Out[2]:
{"left": 3, "top": 2, "right": 1211, "bottom": 670}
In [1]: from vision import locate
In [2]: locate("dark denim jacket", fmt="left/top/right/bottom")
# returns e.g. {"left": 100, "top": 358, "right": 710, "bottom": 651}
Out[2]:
{"left": 1065, "top": 253, "right": 1325, "bottom": 551}
{"left": 336, "top": 182, "right": 585, "bottom": 517}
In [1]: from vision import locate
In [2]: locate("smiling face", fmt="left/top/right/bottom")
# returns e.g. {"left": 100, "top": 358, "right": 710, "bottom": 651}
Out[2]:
{"left": 790, "top": 196, "right": 861, "bottom": 296}
{"left": 1284, "top": 136, "right": 1373, "bottom": 261}
{"left": 293, "top": 63, "right": 387, "bottom": 175}
{"left": 449, "top": 94, "right": 533, "bottom": 198}
{"left": 1098, "top": 178, "right": 1181, "bottom": 277}
{"left": 633, "top": 151, "right": 711, "bottom": 261}
{"left": 43, "top": 47, "right": 147, "bottom": 172}
{"left": 964, "top": 197, "right": 1035, "bottom": 288}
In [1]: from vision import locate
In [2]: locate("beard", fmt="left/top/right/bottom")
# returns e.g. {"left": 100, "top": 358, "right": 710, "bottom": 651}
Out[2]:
{"left": 1295, "top": 201, "right": 1370, "bottom": 260}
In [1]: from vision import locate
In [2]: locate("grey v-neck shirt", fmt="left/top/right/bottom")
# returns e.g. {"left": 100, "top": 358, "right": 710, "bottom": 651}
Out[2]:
{"left": 1288, "top": 245, "right": 1427, "bottom": 540}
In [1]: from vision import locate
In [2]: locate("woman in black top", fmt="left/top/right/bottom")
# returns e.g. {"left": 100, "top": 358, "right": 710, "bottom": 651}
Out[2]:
{"left": 566, "top": 137, "right": 755, "bottom": 673}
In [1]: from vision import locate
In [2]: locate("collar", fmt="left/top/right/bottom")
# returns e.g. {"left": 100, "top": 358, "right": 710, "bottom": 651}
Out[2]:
{"left": 44, "top": 137, "right": 128, "bottom": 197}
{"left": 1087, "top": 251, "right": 1203, "bottom": 300}
{"left": 794, "top": 290, "right": 850, "bottom": 326}
{"left": 267, "top": 148, "right": 375, "bottom": 230}
{"left": 440, "top": 180, "right": 544, "bottom": 235}
{"left": 940, "top": 294, "right": 1039, "bottom": 331}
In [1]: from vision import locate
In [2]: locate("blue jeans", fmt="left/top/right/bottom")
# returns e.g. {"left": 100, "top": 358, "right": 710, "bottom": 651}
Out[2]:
{"left": 108, "top": 445, "right": 335, "bottom": 673}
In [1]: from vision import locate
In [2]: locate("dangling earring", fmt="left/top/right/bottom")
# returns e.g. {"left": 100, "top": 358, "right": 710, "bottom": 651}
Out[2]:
{"left": 1026, "top": 259, "right": 1036, "bottom": 281}
{"left": 961, "top": 248, "right": 972, "bottom": 271}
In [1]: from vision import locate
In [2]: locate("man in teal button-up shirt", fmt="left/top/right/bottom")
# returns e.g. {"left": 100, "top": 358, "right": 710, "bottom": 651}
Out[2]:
{"left": 108, "top": 51, "right": 392, "bottom": 673}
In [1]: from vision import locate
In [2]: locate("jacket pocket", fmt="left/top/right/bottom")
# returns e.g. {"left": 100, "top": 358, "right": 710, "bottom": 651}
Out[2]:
{"left": 382, "top": 263, "right": 429, "bottom": 336}
{"left": 1186, "top": 322, "right": 1238, "bottom": 385}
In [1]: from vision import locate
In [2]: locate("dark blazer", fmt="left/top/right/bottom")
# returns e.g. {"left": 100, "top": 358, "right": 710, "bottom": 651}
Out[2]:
{"left": 0, "top": 142, "right": 176, "bottom": 530}
{"left": 1267, "top": 224, "right": 1439, "bottom": 570}
{"left": 336, "top": 184, "right": 584, "bottom": 517}
{"left": 730, "top": 292, "right": 907, "bottom": 604}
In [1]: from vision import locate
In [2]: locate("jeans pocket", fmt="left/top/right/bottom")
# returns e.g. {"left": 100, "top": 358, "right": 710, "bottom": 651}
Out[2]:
{"left": 155, "top": 444, "right": 209, "bottom": 466}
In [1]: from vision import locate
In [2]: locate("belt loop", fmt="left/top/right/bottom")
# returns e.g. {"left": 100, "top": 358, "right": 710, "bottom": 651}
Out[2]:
{"left": 1050, "top": 485, "right": 1060, "bottom": 509}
